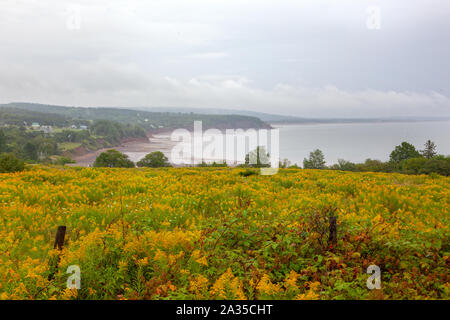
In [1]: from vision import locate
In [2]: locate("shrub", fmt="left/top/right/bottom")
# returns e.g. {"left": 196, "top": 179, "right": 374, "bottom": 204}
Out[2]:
{"left": 245, "top": 146, "right": 271, "bottom": 168}
{"left": 0, "top": 153, "right": 25, "bottom": 173}
{"left": 197, "top": 161, "right": 228, "bottom": 167}
{"left": 355, "top": 159, "right": 395, "bottom": 173}
{"left": 400, "top": 157, "right": 428, "bottom": 174}
{"left": 54, "top": 156, "right": 76, "bottom": 166}
{"left": 137, "top": 151, "right": 170, "bottom": 168}
{"left": 303, "top": 149, "right": 326, "bottom": 169}
{"left": 93, "top": 149, "right": 135, "bottom": 168}
{"left": 239, "top": 169, "right": 258, "bottom": 177}
{"left": 389, "top": 142, "right": 420, "bottom": 163}
{"left": 419, "top": 159, "right": 450, "bottom": 176}
{"left": 329, "top": 159, "right": 356, "bottom": 171}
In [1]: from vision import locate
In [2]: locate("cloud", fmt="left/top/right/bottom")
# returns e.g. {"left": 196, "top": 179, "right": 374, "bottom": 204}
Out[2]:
{"left": 185, "top": 52, "right": 229, "bottom": 60}
{"left": 0, "top": 0, "right": 449, "bottom": 117}
{"left": 0, "top": 59, "right": 448, "bottom": 117}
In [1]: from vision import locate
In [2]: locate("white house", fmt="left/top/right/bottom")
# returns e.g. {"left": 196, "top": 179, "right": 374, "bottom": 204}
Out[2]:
{"left": 40, "top": 125, "right": 53, "bottom": 134}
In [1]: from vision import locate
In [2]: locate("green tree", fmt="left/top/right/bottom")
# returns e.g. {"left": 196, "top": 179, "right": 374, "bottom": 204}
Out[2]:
{"left": 279, "top": 158, "right": 291, "bottom": 168}
{"left": 37, "top": 139, "right": 58, "bottom": 159}
{"left": 245, "top": 146, "right": 270, "bottom": 168}
{"left": 23, "top": 142, "right": 38, "bottom": 161}
{"left": 93, "top": 149, "right": 135, "bottom": 168}
{"left": 355, "top": 159, "right": 395, "bottom": 172}
{"left": 303, "top": 149, "right": 326, "bottom": 169}
{"left": 389, "top": 142, "right": 420, "bottom": 163}
{"left": 399, "top": 157, "right": 428, "bottom": 174}
{"left": 0, "top": 153, "right": 25, "bottom": 173}
{"left": 91, "top": 120, "right": 122, "bottom": 143}
{"left": 197, "top": 161, "right": 228, "bottom": 167}
{"left": 329, "top": 159, "right": 356, "bottom": 171}
{"left": 137, "top": 151, "right": 170, "bottom": 168}
{"left": 419, "top": 158, "right": 450, "bottom": 176}
{"left": 420, "top": 140, "right": 437, "bottom": 159}
{"left": 0, "top": 130, "right": 6, "bottom": 152}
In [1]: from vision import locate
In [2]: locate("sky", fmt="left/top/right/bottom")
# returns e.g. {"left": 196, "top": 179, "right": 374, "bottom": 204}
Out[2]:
{"left": 0, "top": 0, "right": 449, "bottom": 118}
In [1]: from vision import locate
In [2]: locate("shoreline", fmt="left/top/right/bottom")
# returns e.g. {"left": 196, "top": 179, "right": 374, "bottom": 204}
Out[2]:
{"left": 70, "top": 126, "right": 270, "bottom": 167}
{"left": 71, "top": 131, "right": 176, "bottom": 167}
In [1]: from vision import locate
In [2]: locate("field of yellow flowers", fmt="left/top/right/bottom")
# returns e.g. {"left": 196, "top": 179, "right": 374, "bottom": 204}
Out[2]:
{"left": 0, "top": 166, "right": 448, "bottom": 300}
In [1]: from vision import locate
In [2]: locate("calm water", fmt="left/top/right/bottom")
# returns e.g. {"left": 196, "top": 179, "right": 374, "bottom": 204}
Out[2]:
{"left": 124, "top": 120, "right": 450, "bottom": 166}
{"left": 273, "top": 121, "right": 450, "bottom": 166}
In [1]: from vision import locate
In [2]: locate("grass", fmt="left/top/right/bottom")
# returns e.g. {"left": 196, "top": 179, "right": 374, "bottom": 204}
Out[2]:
{"left": 58, "top": 142, "right": 82, "bottom": 151}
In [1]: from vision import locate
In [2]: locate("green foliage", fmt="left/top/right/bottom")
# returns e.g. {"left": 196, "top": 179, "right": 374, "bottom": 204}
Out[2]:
{"left": 390, "top": 142, "right": 420, "bottom": 163}
{"left": 420, "top": 140, "right": 437, "bottom": 159}
{"left": 245, "top": 146, "right": 270, "bottom": 168}
{"left": 2, "top": 167, "right": 448, "bottom": 299}
{"left": 54, "top": 156, "right": 76, "bottom": 166}
{"left": 0, "top": 129, "right": 5, "bottom": 152}
{"left": 197, "top": 161, "right": 228, "bottom": 167}
{"left": 54, "top": 130, "right": 91, "bottom": 143}
{"left": 238, "top": 169, "right": 258, "bottom": 177}
{"left": 0, "top": 153, "right": 25, "bottom": 173}
{"left": 93, "top": 149, "right": 135, "bottom": 168}
{"left": 36, "top": 138, "right": 58, "bottom": 160}
{"left": 2, "top": 103, "right": 269, "bottom": 131}
{"left": 136, "top": 151, "right": 170, "bottom": 168}
{"left": 23, "top": 142, "right": 38, "bottom": 161}
{"left": 279, "top": 158, "right": 291, "bottom": 168}
{"left": 0, "top": 103, "right": 268, "bottom": 166}
{"left": 303, "top": 149, "right": 326, "bottom": 169}
{"left": 0, "top": 117, "right": 147, "bottom": 164}
{"left": 329, "top": 159, "right": 356, "bottom": 171}
{"left": 0, "top": 106, "right": 69, "bottom": 126}
{"left": 355, "top": 159, "right": 395, "bottom": 173}
{"left": 91, "top": 120, "right": 146, "bottom": 144}
{"left": 400, "top": 157, "right": 428, "bottom": 174}
{"left": 418, "top": 158, "right": 450, "bottom": 176}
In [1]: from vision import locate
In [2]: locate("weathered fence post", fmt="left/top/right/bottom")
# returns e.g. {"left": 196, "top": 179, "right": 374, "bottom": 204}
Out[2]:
{"left": 48, "top": 226, "right": 66, "bottom": 280}
{"left": 53, "top": 226, "right": 66, "bottom": 250}
{"left": 328, "top": 216, "right": 337, "bottom": 245}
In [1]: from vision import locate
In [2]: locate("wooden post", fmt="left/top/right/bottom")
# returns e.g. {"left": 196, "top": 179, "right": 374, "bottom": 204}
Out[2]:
{"left": 53, "top": 226, "right": 66, "bottom": 250}
{"left": 48, "top": 226, "right": 66, "bottom": 281}
{"left": 328, "top": 216, "right": 337, "bottom": 245}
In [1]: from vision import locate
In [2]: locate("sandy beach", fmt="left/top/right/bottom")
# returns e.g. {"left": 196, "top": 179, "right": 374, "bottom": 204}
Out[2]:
{"left": 72, "top": 128, "right": 285, "bottom": 167}
{"left": 72, "top": 133, "right": 177, "bottom": 167}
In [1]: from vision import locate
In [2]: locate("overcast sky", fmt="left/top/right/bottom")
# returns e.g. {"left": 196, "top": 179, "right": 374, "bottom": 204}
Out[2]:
{"left": 0, "top": 0, "right": 449, "bottom": 117}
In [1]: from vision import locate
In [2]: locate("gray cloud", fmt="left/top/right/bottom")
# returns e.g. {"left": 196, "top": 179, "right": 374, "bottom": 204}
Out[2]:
{"left": 0, "top": 0, "right": 449, "bottom": 117}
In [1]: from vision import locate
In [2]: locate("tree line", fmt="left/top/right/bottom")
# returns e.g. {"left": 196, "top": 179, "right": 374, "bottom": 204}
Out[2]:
{"left": 0, "top": 120, "right": 147, "bottom": 170}
{"left": 300, "top": 140, "right": 450, "bottom": 176}
{"left": 2, "top": 103, "right": 269, "bottom": 131}
{"left": 89, "top": 140, "right": 450, "bottom": 177}
{"left": 2, "top": 133, "right": 449, "bottom": 177}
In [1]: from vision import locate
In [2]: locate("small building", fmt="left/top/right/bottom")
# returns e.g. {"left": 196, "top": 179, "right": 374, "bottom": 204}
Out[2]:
{"left": 40, "top": 125, "right": 53, "bottom": 134}
{"left": 80, "top": 125, "right": 88, "bottom": 130}
{"left": 71, "top": 125, "right": 77, "bottom": 129}
{"left": 31, "top": 122, "right": 40, "bottom": 129}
